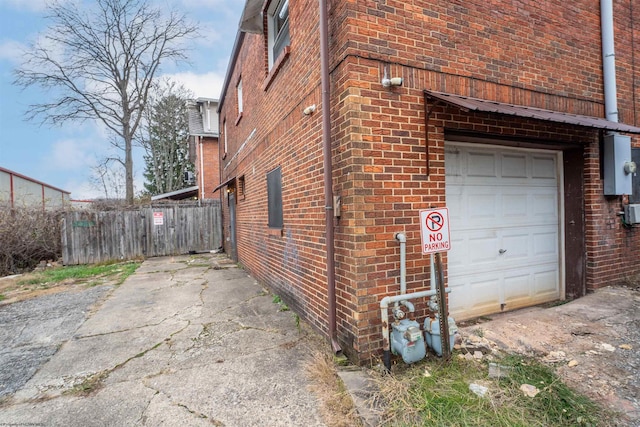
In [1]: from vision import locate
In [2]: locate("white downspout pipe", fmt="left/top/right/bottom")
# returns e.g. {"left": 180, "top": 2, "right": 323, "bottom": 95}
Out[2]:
{"left": 601, "top": 0, "right": 619, "bottom": 123}
{"left": 199, "top": 136, "right": 205, "bottom": 200}
{"left": 395, "top": 233, "right": 407, "bottom": 293}
{"left": 394, "top": 233, "right": 412, "bottom": 314}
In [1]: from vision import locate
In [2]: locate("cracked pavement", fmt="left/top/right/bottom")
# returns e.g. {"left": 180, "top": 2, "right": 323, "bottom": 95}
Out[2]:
{"left": 0, "top": 254, "right": 326, "bottom": 426}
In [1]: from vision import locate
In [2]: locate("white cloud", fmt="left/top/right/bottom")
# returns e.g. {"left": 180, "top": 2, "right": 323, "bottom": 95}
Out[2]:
{"left": 0, "top": 0, "right": 50, "bottom": 12}
{"left": 193, "top": 21, "right": 223, "bottom": 47}
{"left": 162, "top": 71, "right": 225, "bottom": 99}
{"left": 64, "top": 179, "right": 101, "bottom": 200}
{"left": 0, "top": 39, "right": 27, "bottom": 64}
{"left": 48, "top": 138, "right": 99, "bottom": 172}
{"left": 179, "top": 0, "right": 228, "bottom": 10}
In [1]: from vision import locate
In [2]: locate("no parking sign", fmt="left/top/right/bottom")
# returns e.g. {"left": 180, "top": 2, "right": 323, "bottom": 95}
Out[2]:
{"left": 419, "top": 208, "right": 451, "bottom": 254}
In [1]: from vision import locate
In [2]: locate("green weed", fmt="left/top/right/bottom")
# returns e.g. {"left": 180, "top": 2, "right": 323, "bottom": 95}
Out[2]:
{"left": 272, "top": 294, "right": 290, "bottom": 312}
{"left": 378, "top": 355, "right": 615, "bottom": 426}
{"left": 18, "top": 262, "right": 140, "bottom": 287}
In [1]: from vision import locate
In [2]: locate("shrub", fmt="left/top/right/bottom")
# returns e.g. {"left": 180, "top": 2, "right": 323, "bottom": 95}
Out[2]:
{"left": 0, "top": 206, "right": 62, "bottom": 276}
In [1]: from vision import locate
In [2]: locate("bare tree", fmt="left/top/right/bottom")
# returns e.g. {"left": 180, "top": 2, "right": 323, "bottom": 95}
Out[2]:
{"left": 89, "top": 157, "right": 127, "bottom": 201}
{"left": 14, "top": 0, "right": 198, "bottom": 204}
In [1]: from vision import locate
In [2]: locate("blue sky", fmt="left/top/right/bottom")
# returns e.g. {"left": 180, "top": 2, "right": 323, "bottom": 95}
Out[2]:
{"left": 0, "top": 0, "right": 244, "bottom": 199}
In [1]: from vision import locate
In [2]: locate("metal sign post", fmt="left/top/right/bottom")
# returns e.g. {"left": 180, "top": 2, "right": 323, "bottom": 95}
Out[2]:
{"left": 435, "top": 252, "right": 451, "bottom": 360}
{"left": 420, "top": 208, "right": 452, "bottom": 360}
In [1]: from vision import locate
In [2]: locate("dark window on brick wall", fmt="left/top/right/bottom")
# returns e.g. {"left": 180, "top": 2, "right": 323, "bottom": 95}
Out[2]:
{"left": 267, "top": 167, "right": 283, "bottom": 228}
{"left": 238, "top": 175, "right": 246, "bottom": 200}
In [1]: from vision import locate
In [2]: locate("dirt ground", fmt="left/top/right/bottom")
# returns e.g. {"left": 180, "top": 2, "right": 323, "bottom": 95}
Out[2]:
{"left": 459, "top": 285, "right": 640, "bottom": 426}
{"left": 0, "top": 270, "right": 120, "bottom": 306}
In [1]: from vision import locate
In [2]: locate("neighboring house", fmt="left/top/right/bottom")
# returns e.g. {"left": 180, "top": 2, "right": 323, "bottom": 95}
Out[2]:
{"left": 150, "top": 98, "right": 220, "bottom": 202}
{"left": 188, "top": 98, "right": 221, "bottom": 200}
{"left": 0, "top": 167, "right": 70, "bottom": 209}
{"left": 216, "top": 0, "right": 640, "bottom": 363}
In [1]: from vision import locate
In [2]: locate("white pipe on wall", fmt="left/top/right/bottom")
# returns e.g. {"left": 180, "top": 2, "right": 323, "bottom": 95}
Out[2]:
{"left": 601, "top": 0, "right": 619, "bottom": 123}
{"left": 199, "top": 137, "right": 204, "bottom": 200}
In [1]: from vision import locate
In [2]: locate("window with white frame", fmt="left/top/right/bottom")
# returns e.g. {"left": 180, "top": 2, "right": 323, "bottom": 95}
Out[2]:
{"left": 223, "top": 119, "right": 227, "bottom": 154}
{"left": 267, "top": 0, "right": 290, "bottom": 68}
{"left": 237, "top": 78, "right": 243, "bottom": 115}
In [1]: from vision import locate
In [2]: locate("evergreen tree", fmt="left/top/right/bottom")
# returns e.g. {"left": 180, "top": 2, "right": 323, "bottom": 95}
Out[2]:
{"left": 141, "top": 82, "right": 194, "bottom": 195}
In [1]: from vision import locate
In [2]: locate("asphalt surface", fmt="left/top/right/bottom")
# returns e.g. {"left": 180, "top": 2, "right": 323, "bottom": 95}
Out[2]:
{"left": 0, "top": 254, "right": 327, "bottom": 426}
{"left": 0, "top": 285, "right": 113, "bottom": 399}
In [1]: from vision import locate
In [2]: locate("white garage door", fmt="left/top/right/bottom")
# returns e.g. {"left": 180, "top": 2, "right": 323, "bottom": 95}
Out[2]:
{"left": 445, "top": 142, "right": 563, "bottom": 320}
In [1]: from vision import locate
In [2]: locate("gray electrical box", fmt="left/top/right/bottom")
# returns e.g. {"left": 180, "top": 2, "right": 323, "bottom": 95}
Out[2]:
{"left": 624, "top": 204, "right": 640, "bottom": 224}
{"left": 603, "top": 134, "right": 633, "bottom": 195}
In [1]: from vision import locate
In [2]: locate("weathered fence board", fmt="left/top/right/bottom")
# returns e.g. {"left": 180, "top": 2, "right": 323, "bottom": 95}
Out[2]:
{"left": 61, "top": 202, "right": 222, "bottom": 265}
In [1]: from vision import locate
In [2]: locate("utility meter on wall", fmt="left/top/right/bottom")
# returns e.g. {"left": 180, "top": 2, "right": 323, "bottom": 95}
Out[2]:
{"left": 624, "top": 161, "right": 637, "bottom": 176}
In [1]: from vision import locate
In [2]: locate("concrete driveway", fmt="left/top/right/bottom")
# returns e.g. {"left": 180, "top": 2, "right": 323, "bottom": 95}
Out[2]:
{"left": 0, "top": 254, "right": 326, "bottom": 426}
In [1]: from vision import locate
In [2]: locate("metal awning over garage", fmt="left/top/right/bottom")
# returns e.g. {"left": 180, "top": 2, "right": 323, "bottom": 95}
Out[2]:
{"left": 424, "top": 90, "right": 640, "bottom": 134}
{"left": 213, "top": 176, "right": 236, "bottom": 194}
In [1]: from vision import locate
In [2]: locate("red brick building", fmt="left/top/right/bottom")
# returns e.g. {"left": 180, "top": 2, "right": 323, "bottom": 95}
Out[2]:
{"left": 188, "top": 98, "right": 221, "bottom": 200}
{"left": 217, "top": 0, "right": 640, "bottom": 363}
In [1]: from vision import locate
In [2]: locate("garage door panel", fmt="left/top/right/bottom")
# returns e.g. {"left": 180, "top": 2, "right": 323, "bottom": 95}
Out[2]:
{"left": 468, "top": 192, "right": 498, "bottom": 220}
{"left": 446, "top": 142, "right": 562, "bottom": 320}
{"left": 501, "top": 153, "right": 528, "bottom": 178}
{"left": 468, "top": 234, "right": 499, "bottom": 264}
{"left": 532, "top": 193, "right": 557, "bottom": 216}
{"left": 501, "top": 232, "right": 529, "bottom": 258}
{"left": 534, "top": 269, "right": 560, "bottom": 294}
{"left": 449, "top": 275, "right": 500, "bottom": 314}
{"left": 533, "top": 231, "right": 559, "bottom": 256}
{"left": 532, "top": 156, "right": 557, "bottom": 179}
{"left": 503, "top": 273, "right": 531, "bottom": 300}
{"left": 503, "top": 194, "right": 528, "bottom": 218}
{"left": 467, "top": 151, "right": 498, "bottom": 177}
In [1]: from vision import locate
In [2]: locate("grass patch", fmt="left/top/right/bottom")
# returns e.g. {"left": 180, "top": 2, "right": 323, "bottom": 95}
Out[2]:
{"left": 377, "top": 355, "right": 616, "bottom": 427}
{"left": 67, "top": 371, "right": 109, "bottom": 396}
{"left": 18, "top": 261, "right": 140, "bottom": 287}
{"left": 306, "top": 352, "right": 363, "bottom": 427}
{"left": 0, "top": 294, "right": 5, "bottom": 302}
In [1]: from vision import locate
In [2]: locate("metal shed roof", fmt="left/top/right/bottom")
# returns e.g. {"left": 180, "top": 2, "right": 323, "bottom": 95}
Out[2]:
{"left": 424, "top": 90, "right": 640, "bottom": 134}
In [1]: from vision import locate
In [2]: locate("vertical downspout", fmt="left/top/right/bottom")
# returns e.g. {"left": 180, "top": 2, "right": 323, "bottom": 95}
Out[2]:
{"left": 199, "top": 136, "right": 205, "bottom": 200}
{"left": 319, "top": 0, "right": 341, "bottom": 354}
{"left": 601, "top": 0, "right": 619, "bottom": 123}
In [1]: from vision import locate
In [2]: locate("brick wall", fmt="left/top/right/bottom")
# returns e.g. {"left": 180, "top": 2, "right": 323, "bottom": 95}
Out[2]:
{"left": 195, "top": 136, "right": 220, "bottom": 199}
{"left": 219, "top": 0, "right": 640, "bottom": 363}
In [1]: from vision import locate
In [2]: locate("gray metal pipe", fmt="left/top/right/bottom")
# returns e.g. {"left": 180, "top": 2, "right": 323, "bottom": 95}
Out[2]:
{"left": 395, "top": 233, "right": 407, "bottom": 295}
{"left": 601, "top": 0, "right": 619, "bottom": 123}
{"left": 319, "top": 0, "right": 341, "bottom": 354}
{"left": 380, "top": 288, "right": 450, "bottom": 371}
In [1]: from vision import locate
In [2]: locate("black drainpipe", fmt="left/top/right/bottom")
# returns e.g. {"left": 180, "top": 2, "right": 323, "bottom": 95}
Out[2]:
{"left": 319, "top": 0, "right": 341, "bottom": 354}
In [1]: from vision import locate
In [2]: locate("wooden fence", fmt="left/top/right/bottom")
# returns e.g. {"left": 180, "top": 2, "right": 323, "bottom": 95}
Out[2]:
{"left": 61, "top": 202, "right": 222, "bottom": 265}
